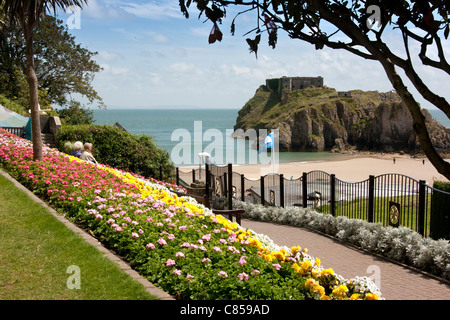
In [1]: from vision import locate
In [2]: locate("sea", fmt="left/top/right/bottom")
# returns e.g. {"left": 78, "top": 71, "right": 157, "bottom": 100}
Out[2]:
{"left": 92, "top": 108, "right": 450, "bottom": 167}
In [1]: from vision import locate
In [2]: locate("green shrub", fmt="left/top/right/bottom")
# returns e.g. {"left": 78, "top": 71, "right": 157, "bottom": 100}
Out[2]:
{"left": 433, "top": 181, "right": 450, "bottom": 192}
{"left": 0, "top": 94, "right": 28, "bottom": 116}
{"left": 56, "top": 124, "right": 174, "bottom": 181}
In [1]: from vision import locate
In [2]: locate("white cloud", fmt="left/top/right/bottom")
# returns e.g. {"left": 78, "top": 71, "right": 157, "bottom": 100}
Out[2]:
{"left": 97, "top": 51, "right": 122, "bottom": 63}
{"left": 81, "top": 0, "right": 132, "bottom": 20}
{"left": 119, "top": 1, "right": 183, "bottom": 20}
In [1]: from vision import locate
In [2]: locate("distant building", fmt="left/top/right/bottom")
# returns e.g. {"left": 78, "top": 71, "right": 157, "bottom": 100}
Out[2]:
{"left": 266, "top": 76, "right": 324, "bottom": 94}
{"left": 338, "top": 91, "right": 352, "bottom": 98}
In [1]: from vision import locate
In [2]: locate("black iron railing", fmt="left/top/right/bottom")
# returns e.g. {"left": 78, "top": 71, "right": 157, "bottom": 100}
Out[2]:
{"left": 174, "top": 164, "right": 450, "bottom": 240}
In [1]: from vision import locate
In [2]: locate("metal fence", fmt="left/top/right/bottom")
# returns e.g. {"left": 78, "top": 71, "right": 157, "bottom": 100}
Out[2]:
{"left": 1, "top": 126, "right": 26, "bottom": 138}
{"left": 174, "top": 164, "right": 450, "bottom": 240}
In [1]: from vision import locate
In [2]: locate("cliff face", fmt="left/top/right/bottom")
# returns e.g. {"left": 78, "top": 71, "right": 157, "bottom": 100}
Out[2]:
{"left": 234, "top": 86, "right": 450, "bottom": 153}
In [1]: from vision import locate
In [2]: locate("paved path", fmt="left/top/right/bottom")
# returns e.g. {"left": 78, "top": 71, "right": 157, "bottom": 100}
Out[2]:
{"left": 241, "top": 219, "right": 450, "bottom": 300}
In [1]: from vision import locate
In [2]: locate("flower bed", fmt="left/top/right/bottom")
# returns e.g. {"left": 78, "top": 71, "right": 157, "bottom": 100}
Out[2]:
{"left": 228, "top": 198, "right": 450, "bottom": 281}
{"left": 0, "top": 128, "right": 382, "bottom": 300}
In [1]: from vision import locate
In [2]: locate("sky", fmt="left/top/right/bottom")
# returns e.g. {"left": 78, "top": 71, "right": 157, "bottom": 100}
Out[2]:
{"left": 55, "top": 0, "right": 450, "bottom": 111}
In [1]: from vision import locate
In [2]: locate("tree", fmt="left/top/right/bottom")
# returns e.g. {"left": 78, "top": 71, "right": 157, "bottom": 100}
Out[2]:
{"left": 58, "top": 100, "right": 94, "bottom": 125}
{"left": 179, "top": 0, "right": 450, "bottom": 180}
{"left": 0, "top": 0, "right": 88, "bottom": 161}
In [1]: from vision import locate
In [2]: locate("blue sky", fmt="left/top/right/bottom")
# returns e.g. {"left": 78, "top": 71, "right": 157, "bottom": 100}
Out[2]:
{"left": 56, "top": 0, "right": 449, "bottom": 111}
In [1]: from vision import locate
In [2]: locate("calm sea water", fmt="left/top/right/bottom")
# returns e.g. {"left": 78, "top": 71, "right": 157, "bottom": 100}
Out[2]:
{"left": 92, "top": 108, "right": 449, "bottom": 166}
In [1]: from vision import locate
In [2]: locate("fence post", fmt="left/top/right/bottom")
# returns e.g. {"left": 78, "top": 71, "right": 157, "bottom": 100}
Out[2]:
{"left": 241, "top": 174, "right": 245, "bottom": 202}
{"left": 205, "top": 163, "right": 210, "bottom": 197}
{"left": 228, "top": 163, "right": 233, "bottom": 210}
{"left": 260, "top": 176, "right": 265, "bottom": 206}
{"left": 176, "top": 167, "right": 180, "bottom": 186}
{"left": 368, "top": 175, "right": 375, "bottom": 223}
{"left": 330, "top": 174, "right": 336, "bottom": 216}
{"left": 192, "top": 169, "right": 195, "bottom": 183}
{"left": 418, "top": 180, "right": 426, "bottom": 237}
{"left": 224, "top": 172, "right": 228, "bottom": 199}
{"left": 280, "top": 174, "right": 285, "bottom": 208}
{"left": 302, "top": 172, "right": 307, "bottom": 208}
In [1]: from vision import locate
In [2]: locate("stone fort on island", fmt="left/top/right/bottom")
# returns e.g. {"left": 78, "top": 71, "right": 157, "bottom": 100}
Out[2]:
{"left": 266, "top": 76, "right": 324, "bottom": 94}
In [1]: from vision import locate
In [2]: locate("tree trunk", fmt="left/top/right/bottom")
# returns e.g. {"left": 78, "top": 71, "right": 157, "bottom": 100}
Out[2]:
{"left": 23, "top": 17, "right": 42, "bottom": 161}
{"left": 379, "top": 57, "right": 450, "bottom": 181}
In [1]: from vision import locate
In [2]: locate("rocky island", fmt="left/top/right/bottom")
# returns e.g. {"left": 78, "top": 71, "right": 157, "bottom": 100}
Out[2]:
{"left": 233, "top": 76, "right": 450, "bottom": 155}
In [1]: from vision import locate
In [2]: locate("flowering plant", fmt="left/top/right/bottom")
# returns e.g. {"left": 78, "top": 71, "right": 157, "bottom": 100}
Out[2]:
{"left": 0, "top": 128, "right": 382, "bottom": 300}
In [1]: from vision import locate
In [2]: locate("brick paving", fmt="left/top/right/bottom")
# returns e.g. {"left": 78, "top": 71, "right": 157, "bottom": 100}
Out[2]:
{"left": 241, "top": 219, "right": 450, "bottom": 300}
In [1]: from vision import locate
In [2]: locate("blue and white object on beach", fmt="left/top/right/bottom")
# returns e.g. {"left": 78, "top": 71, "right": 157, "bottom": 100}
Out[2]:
{"left": 259, "top": 132, "right": 274, "bottom": 153}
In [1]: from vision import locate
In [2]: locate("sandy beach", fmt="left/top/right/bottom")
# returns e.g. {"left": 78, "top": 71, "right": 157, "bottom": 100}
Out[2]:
{"left": 235, "top": 154, "right": 448, "bottom": 184}
{"left": 192, "top": 154, "right": 449, "bottom": 185}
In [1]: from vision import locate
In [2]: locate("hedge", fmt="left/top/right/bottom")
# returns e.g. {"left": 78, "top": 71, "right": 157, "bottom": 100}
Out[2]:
{"left": 56, "top": 124, "right": 174, "bottom": 181}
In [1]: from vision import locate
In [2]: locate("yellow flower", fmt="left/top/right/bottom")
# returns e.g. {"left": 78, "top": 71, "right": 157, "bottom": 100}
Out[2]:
{"left": 315, "top": 258, "right": 321, "bottom": 267}
{"left": 273, "top": 251, "right": 285, "bottom": 262}
{"left": 365, "top": 293, "right": 379, "bottom": 300}
{"left": 305, "top": 278, "right": 318, "bottom": 289}
{"left": 321, "top": 268, "right": 334, "bottom": 276}
{"left": 350, "top": 294, "right": 361, "bottom": 300}
{"left": 301, "top": 260, "right": 311, "bottom": 270}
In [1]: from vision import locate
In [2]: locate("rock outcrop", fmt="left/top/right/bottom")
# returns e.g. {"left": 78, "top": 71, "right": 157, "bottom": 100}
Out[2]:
{"left": 233, "top": 85, "right": 450, "bottom": 154}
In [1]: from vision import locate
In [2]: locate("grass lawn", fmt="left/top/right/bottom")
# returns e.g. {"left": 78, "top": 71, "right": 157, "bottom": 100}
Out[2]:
{"left": 0, "top": 174, "right": 159, "bottom": 300}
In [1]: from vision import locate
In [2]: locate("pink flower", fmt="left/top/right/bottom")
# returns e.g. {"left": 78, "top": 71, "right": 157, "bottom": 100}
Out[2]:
{"left": 239, "top": 256, "right": 247, "bottom": 266}
{"left": 186, "top": 274, "right": 194, "bottom": 280}
{"left": 131, "top": 232, "right": 139, "bottom": 239}
{"left": 219, "top": 239, "right": 227, "bottom": 244}
{"left": 95, "top": 214, "right": 103, "bottom": 220}
{"left": 157, "top": 238, "right": 167, "bottom": 246}
{"left": 175, "top": 252, "right": 185, "bottom": 259}
{"left": 173, "top": 269, "right": 182, "bottom": 276}
{"left": 238, "top": 272, "right": 249, "bottom": 281}
{"left": 217, "top": 271, "right": 228, "bottom": 278}
{"left": 212, "top": 246, "right": 222, "bottom": 252}
{"left": 272, "top": 263, "right": 281, "bottom": 271}
{"left": 202, "top": 258, "right": 211, "bottom": 264}
{"left": 251, "top": 269, "right": 260, "bottom": 276}
{"left": 165, "top": 259, "right": 176, "bottom": 267}
{"left": 202, "top": 233, "right": 211, "bottom": 241}
{"left": 146, "top": 243, "right": 155, "bottom": 250}
{"left": 168, "top": 234, "right": 175, "bottom": 240}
